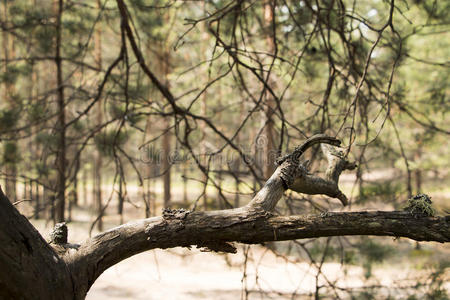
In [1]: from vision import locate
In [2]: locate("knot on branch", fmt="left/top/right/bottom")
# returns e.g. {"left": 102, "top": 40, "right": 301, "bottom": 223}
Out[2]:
{"left": 162, "top": 208, "right": 190, "bottom": 220}
{"left": 49, "top": 222, "right": 80, "bottom": 256}
{"left": 50, "top": 222, "right": 67, "bottom": 244}
{"left": 279, "top": 160, "right": 308, "bottom": 190}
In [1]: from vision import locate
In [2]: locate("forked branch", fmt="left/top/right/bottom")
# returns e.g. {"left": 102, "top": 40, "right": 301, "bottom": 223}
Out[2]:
{"left": 290, "top": 143, "right": 356, "bottom": 205}
{"left": 248, "top": 134, "right": 342, "bottom": 211}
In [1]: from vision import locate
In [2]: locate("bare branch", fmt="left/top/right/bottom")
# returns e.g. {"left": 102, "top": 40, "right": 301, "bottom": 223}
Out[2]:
{"left": 285, "top": 140, "right": 356, "bottom": 206}
{"left": 66, "top": 208, "right": 449, "bottom": 297}
{"left": 248, "top": 134, "right": 341, "bottom": 211}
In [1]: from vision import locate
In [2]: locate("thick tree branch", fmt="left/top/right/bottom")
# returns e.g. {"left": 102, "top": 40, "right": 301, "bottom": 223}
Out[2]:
{"left": 63, "top": 135, "right": 447, "bottom": 297}
{"left": 66, "top": 208, "right": 449, "bottom": 297}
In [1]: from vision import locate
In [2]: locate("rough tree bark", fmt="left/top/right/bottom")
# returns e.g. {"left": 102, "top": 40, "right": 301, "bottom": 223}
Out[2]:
{"left": 0, "top": 134, "right": 448, "bottom": 300}
{"left": 0, "top": 188, "right": 73, "bottom": 300}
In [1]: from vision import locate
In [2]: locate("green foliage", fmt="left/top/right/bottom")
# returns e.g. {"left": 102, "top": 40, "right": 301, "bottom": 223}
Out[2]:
{"left": 404, "top": 194, "right": 436, "bottom": 217}
{"left": 356, "top": 238, "right": 395, "bottom": 279}
{"left": 306, "top": 240, "right": 342, "bottom": 262}
{"left": 34, "top": 161, "right": 50, "bottom": 177}
{"left": 130, "top": 0, "right": 168, "bottom": 41}
{"left": 409, "top": 248, "right": 433, "bottom": 259}
{"left": 28, "top": 103, "right": 46, "bottom": 123}
{"left": 8, "top": 2, "right": 50, "bottom": 30}
{"left": 109, "top": 103, "right": 127, "bottom": 120}
{"left": 0, "top": 108, "right": 19, "bottom": 130}
{"left": 343, "top": 249, "right": 357, "bottom": 265}
{"left": 0, "top": 64, "right": 32, "bottom": 85}
{"left": 34, "top": 26, "right": 56, "bottom": 54}
{"left": 72, "top": 119, "right": 85, "bottom": 132}
{"left": 35, "top": 132, "right": 58, "bottom": 150}
{"left": 126, "top": 83, "right": 148, "bottom": 101}
{"left": 428, "top": 76, "right": 450, "bottom": 115}
{"left": 415, "top": 0, "right": 450, "bottom": 20}
{"left": 358, "top": 181, "right": 402, "bottom": 204}
{"left": 358, "top": 239, "right": 394, "bottom": 263}
{"left": 62, "top": 6, "right": 96, "bottom": 58}
{"left": 408, "top": 260, "right": 450, "bottom": 300}
{"left": 352, "top": 291, "right": 376, "bottom": 300}
{"left": 2, "top": 142, "right": 21, "bottom": 164}
{"left": 94, "top": 129, "right": 128, "bottom": 157}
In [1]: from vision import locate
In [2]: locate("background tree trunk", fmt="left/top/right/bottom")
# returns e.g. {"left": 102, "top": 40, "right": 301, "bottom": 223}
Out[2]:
{"left": 160, "top": 45, "right": 172, "bottom": 209}
{"left": 93, "top": 0, "right": 104, "bottom": 231}
{"left": 54, "top": 0, "right": 66, "bottom": 223}
{"left": 262, "top": 0, "right": 277, "bottom": 180}
{"left": 162, "top": 117, "right": 171, "bottom": 208}
{"left": 2, "top": 0, "right": 17, "bottom": 202}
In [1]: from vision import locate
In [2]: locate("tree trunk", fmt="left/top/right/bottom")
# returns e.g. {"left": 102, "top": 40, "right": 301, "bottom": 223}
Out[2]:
{"left": 160, "top": 43, "right": 171, "bottom": 208}
{"left": 43, "top": 185, "right": 49, "bottom": 221}
{"left": 118, "top": 174, "right": 124, "bottom": 223}
{"left": 73, "top": 157, "right": 80, "bottom": 206}
{"left": 2, "top": 0, "right": 17, "bottom": 202}
{"left": 233, "top": 101, "right": 245, "bottom": 208}
{"left": 162, "top": 118, "right": 171, "bottom": 208}
{"left": 262, "top": 0, "right": 277, "bottom": 180}
{"left": 82, "top": 163, "right": 88, "bottom": 206}
{"left": 30, "top": 59, "right": 38, "bottom": 214}
{"left": 200, "top": 1, "right": 209, "bottom": 210}
{"left": 143, "top": 171, "right": 151, "bottom": 218}
{"left": 143, "top": 112, "right": 153, "bottom": 217}
{"left": 414, "top": 144, "right": 422, "bottom": 194}
{"left": 0, "top": 188, "right": 74, "bottom": 300}
{"left": 200, "top": 94, "right": 208, "bottom": 210}
{"left": 33, "top": 181, "right": 40, "bottom": 219}
{"left": 183, "top": 163, "right": 188, "bottom": 205}
{"left": 93, "top": 0, "right": 104, "bottom": 231}
{"left": 54, "top": 0, "right": 66, "bottom": 223}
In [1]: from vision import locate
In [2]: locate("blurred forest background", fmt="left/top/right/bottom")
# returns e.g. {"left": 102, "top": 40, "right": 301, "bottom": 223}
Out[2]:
{"left": 0, "top": 0, "right": 449, "bottom": 299}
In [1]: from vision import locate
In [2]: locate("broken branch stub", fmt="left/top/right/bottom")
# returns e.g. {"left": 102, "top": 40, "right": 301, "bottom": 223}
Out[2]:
{"left": 275, "top": 135, "right": 356, "bottom": 206}
{"left": 249, "top": 134, "right": 344, "bottom": 211}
